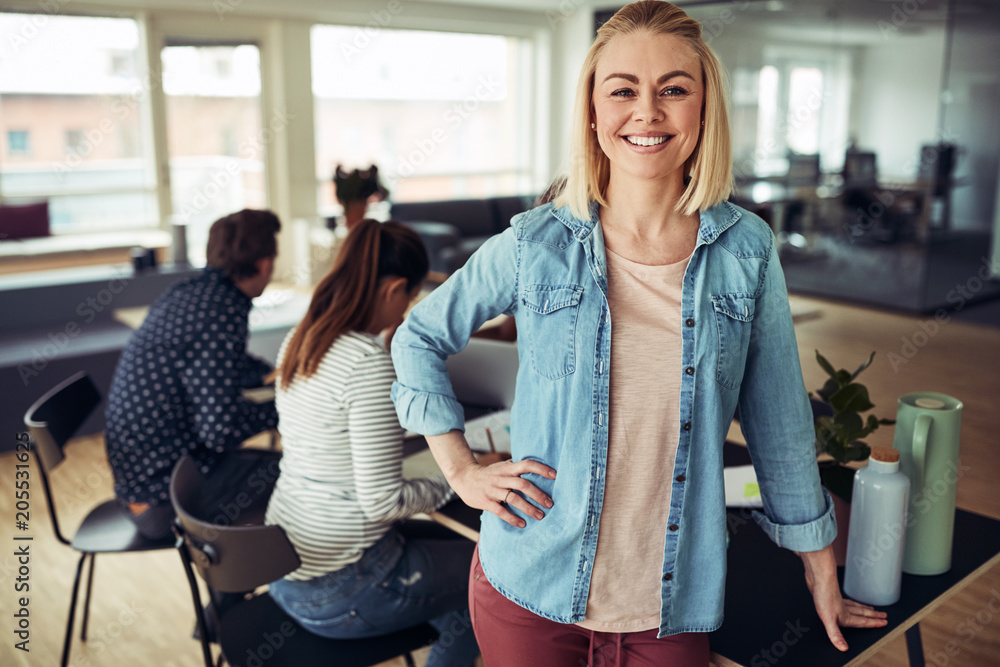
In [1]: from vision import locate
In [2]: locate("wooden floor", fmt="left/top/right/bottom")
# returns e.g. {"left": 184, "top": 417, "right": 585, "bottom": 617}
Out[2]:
{"left": 2, "top": 293, "right": 999, "bottom": 666}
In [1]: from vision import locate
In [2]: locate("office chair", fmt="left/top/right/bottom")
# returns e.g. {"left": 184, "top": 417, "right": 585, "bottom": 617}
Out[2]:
{"left": 170, "top": 456, "right": 439, "bottom": 667}
{"left": 785, "top": 152, "right": 821, "bottom": 185}
{"left": 842, "top": 150, "right": 878, "bottom": 188}
{"left": 24, "top": 372, "right": 176, "bottom": 667}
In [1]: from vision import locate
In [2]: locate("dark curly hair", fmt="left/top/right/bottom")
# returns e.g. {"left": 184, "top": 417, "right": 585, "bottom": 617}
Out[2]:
{"left": 333, "top": 164, "right": 389, "bottom": 205}
{"left": 206, "top": 208, "right": 281, "bottom": 280}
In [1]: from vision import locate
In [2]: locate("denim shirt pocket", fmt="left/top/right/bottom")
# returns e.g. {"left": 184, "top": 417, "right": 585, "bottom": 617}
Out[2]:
{"left": 520, "top": 284, "right": 583, "bottom": 380}
{"left": 711, "top": 292, "right": 755, "bottom": 390}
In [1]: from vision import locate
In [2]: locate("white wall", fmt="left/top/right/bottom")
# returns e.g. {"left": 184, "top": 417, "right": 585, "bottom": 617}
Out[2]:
{"left": 850, "top": 30, "right": 947, "bottom": 180}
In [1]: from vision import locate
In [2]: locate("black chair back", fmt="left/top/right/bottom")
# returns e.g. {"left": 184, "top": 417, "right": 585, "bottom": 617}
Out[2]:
{"left": 786, "top": 152, "right": 821, "bottom": 185}
{"left": 170, "top": 457, "right": 439, "bottom": 667}
{"left": 24, "top": 372, "right": 102, "bottom": 546}
{"left": 24, "top": 371, "right": 100, "bottom": 472}
{"left": 170, "top": 456, "right": 300, "bottom": 593}
{"left": 843, "top": 151, "right": 878, "bottom": 187}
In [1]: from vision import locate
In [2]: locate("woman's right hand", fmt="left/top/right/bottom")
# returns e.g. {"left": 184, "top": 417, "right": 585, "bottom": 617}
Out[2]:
{"left": 426, "top": 430, "right": 556, "bottom": 528}
{"left": 450, "top": 456, "right": 556, "bottom": 528}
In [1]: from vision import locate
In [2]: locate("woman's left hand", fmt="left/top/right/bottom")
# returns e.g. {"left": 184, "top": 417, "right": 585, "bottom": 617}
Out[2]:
{"left": 797, "top": 545, "right": 888, "bottom": 651}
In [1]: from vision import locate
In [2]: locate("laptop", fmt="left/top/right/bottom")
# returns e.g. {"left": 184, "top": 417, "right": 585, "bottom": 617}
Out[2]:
{"left": 445, "top": 337, "right": 519, "bottom": 409}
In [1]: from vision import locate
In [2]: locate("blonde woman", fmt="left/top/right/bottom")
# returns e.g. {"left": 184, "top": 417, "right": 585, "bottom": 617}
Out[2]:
{"left": 392, "top": 2, "right": 887, "bottom": 664}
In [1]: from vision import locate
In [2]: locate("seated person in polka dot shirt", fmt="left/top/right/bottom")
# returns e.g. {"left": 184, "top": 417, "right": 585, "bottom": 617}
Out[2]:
{"left": 105, "top": 209, "right": 282, "bottom": 540}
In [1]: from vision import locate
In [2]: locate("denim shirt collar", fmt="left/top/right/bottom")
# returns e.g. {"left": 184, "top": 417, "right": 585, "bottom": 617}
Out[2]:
{"left": 549, "top": 198, "right": 744, "bottom": 247}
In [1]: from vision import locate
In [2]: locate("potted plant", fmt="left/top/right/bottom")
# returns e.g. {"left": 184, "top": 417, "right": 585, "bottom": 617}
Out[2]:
{"left": 808, "top": 350, "right": 895, "bottom": 564}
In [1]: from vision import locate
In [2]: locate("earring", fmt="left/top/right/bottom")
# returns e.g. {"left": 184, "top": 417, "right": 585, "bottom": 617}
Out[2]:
{"left": 701, "top": 121, "right": 705, "bottom": 126}
{"left": 591, "top": 123, "right": 596, "bottom": 130}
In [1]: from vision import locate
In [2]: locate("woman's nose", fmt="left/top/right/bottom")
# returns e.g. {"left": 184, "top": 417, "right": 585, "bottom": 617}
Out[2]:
{"left": 634, "top": 93, "right": 663, "bottom": 123}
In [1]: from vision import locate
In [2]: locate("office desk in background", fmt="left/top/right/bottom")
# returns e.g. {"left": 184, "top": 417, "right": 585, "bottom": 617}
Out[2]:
{"left": 405, "top": 441, "right": 1000, "bottom": 667}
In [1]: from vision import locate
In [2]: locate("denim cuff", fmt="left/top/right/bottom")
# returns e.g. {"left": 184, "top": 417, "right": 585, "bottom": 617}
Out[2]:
{"left": 391, "top": 382, "right": 466, "bottom": 436}
{"left": 752, "top": 487, "right": 837, "bottom": 552}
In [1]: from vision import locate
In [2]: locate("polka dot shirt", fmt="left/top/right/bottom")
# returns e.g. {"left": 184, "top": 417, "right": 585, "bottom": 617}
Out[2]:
{"left": 105, "top": 267, "right": 278, "bottom": 504}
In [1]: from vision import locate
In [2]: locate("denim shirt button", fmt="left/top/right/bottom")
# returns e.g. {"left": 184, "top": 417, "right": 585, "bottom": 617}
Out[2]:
{"left": 685, "top": 318, "right": 695, "bottom": 327}
{"left": 685, "top": 366, "right": 695, "bottom": 375}
{"left": 663, "top": 573, "right": 673, "bottom": 581}
{"left": 675, "top": 474, "right": 686, "bottom": 482}
{"left": 682, "top": 422, "right": 692, "bottom": 431}
{"left": 669, "top": 524, "right": 679, "bottom": 532}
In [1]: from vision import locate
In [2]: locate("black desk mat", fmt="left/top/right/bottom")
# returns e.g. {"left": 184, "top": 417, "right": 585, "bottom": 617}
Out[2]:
{"left": 712, "top": 442, "right": 1000, "bottom": 666}
{"left": 423, "top": 439, "right": 1000, "bottom": 666}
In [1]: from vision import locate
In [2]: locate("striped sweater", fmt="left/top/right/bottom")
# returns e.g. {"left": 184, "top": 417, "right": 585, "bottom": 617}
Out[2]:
{"left": 265, "top": 330, "right": 453, "bottom": 581}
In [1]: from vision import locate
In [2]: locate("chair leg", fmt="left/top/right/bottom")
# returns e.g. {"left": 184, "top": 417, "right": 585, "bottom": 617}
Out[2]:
{"left": 81, "top": 553, "right": 96, "bottom": 641}
{"left": 61, "top": 552, "right": 87, "bottom": 667}
{"left": 177, "top": 547, "right": 215, "bottom": 667}
{"left": 404, "top": 652, "right": 417, "bottom": 667}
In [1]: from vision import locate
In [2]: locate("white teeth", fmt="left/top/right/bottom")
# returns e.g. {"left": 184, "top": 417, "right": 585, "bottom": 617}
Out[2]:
{"left": 626, "top": 135, "right": 668, "bottom": 147}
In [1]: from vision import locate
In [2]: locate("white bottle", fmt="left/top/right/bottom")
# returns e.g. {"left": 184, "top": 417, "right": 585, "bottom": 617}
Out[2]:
{"left": 844, "top": 446, "right": 911, "bottom": 606}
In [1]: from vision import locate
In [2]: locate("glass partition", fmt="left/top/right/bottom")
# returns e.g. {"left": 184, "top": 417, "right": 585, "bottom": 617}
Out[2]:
{"left": 672, "top": 0, "right": 1000, "bottom": 313}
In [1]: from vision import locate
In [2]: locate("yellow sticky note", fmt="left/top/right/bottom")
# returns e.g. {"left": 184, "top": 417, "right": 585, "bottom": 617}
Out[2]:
{"left": 743, "top": 482, "right": 760, "bottom": 498}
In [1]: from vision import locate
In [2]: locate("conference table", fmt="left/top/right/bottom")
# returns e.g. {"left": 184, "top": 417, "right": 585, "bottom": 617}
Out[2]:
{"left": 405, "top": 438, "right": 1000, "bottom": 667}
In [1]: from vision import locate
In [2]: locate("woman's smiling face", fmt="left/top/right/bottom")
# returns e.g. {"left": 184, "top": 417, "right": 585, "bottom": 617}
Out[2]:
{"left": 591, "top": 31, "right": 704, "bottom": 187}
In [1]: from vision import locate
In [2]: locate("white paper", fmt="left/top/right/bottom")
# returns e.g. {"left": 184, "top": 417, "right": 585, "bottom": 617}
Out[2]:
{"left": 724, "top": 465, "right": 763, "bottom": 508}
{"left": 464, "top": 410, "right": 512, "bottom": 453}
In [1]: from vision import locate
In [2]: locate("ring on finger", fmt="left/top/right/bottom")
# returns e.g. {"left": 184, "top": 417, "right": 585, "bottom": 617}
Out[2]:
{"left": 503, "top": 489, "right": 513, "bottom": 504}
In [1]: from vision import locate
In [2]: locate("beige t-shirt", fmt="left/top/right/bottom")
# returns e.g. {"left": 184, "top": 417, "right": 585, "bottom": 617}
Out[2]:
{"left": 577, "top": 245, "right": 691, "bottom": 632}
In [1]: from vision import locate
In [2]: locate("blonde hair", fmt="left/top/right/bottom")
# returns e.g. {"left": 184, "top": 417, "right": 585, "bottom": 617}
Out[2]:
{"left": 554, "top": 0, "right": 733, "bottom": 219}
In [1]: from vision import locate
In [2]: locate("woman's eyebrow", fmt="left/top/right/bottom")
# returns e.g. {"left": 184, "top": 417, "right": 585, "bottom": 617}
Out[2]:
{"left": 601, "top": 70, "right": 696, "bottom": 84}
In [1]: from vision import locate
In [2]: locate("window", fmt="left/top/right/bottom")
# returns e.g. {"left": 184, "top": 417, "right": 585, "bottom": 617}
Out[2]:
{"left": 7, "top": 129, "right": 29, "bottom": 156}
{"left": 752, "top": 46, "right": 851, "bottom": 176}
{"left": 110, "top": 52, "right": 133, "bottom": 77}
{"left": 65, "top": 129, "right": 85, "bottom": 154}
{"left": 161, "top": 44, "right": 267, "bottom": 265}
{"left": 311, "top": 25, "right": 534, "bottom": 212}
{"left": 0, "top": 13, "right": 157, "bottom": 233}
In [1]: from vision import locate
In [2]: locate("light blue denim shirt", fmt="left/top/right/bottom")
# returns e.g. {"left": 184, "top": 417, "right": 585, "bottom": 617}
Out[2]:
{"left": 391, "top": 200, "right": 836, "bottom": 637}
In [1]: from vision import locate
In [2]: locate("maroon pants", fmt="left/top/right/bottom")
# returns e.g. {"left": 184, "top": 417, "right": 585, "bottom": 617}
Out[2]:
{"left": 468, "top": 546, "right": 710, "bottom": 667}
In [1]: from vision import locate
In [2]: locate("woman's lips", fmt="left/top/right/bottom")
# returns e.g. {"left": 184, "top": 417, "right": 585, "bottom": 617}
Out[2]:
{"left": 621, "top": 134, "right": 673, "bottom": 151}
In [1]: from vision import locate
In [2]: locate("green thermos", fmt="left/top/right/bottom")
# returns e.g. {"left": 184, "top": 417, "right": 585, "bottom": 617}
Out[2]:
{"left": 893, "top": 392, "right": 964, "bottom": 575}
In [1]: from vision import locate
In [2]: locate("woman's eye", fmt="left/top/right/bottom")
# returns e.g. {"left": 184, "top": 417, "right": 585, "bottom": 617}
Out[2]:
{"left": 662, "top": 86, "right": 690, "bottom": 96}
{"left": 611, "top": 88, "right": 635, "bottom": 97}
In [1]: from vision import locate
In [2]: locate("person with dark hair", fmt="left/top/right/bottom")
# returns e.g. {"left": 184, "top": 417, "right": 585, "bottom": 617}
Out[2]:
{"left": 264, "top": 220, "right": 484, "bottom": 667}
{"left": 105, "top": 208, "right": 283, "bottom": 541}
{"left": 333, "top": 164, "right": 390, "bottom": 231}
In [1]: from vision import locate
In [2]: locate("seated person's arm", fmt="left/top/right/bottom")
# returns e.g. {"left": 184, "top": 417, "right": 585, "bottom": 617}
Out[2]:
{"left": 181, "top": 330, "right": 278, "bottom": 453}
{"left": 239, "top": 352, "right": 274, "bottom": 388}
{"left": 349, "top": 352, "right": 452, "bottom": 524}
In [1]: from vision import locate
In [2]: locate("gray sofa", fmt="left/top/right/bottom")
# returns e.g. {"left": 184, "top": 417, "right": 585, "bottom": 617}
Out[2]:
{"left": 391, "top": 195, "right": 537, "bottom": 274}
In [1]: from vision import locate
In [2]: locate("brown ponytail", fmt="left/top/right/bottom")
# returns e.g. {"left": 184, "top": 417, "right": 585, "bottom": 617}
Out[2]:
{"left": 274, "top": 219, "right": 427, "bottom": 388}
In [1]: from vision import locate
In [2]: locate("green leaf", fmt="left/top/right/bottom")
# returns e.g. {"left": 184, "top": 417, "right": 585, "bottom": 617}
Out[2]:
{"left": 835, "top": 370, "right": 852, "bottom": 388}
{"left": 879, "top": 418, "right": 896, "bottom": 425}
{"left": 814, "top": 415, "right": 838, "bottom": 445}
{"left": 841, "top": 442, "right": 871, "bottom": 462}
{"left": 830, "top": 383, "right": 875, "bottom": 414}
{"left": 816, "top": 350, "right": 837, "bottom": 379}
{"left": 835, "top": 412, "right": 864, "bottom": 439}
{"left": 850, "top": 351, "right": 877, "bottom": 381}
{"left": 816, "top": 378, "right": 839, "bottom": 403}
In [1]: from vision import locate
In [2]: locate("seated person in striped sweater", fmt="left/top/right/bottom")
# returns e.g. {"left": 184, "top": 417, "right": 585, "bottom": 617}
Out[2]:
{"left": 265, "top": 220, "right": 486, "bottom": 667}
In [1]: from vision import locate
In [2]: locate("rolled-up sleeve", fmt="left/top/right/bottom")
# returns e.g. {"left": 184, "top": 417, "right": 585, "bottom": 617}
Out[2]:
{"left": 392, "top": 227, "right": 519, "bottom": 436}
{"left": 738, "top": 231, "right": 837, "bottom": 552}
